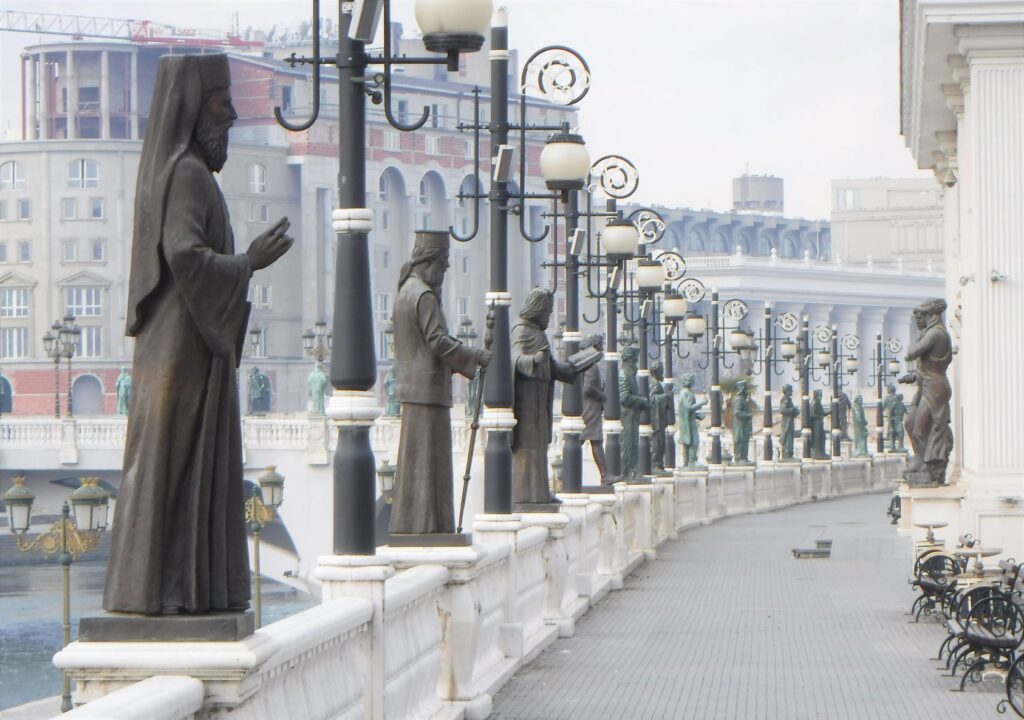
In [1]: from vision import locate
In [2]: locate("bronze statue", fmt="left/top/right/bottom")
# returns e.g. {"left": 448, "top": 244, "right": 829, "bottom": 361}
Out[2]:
{"left": 619, "top": 345, "right": 648, "bottom": 478}
{"left": 889, "top": 393, "right": 907, "bottom": 452}
{"left": 391, "top": 231, "right": 489, "bottom": 534}
{"left": 899, "top": 298, "right": 954, "bottom": 484}
{"left": 779, "top": 384, "right": 800, "bottom": 461}
{"left": 247, "top": 367, "right": 271, "bottom": 414}
{"left": 384, "top": 366, "right": 400, "bottom": 417}
{"left": 835, "top": 390, "right": 851, "bottom": 441}
{"left": 677, "top": 373, "right": 706, "bottom": 467}
{"left": 115, "top": 367, "right": 132, "bottom": 416}
{"left": 852, "top": 394, "right": 870, "bottom": 457}
{"left": 731, "top": 379, "right": 753, "bottom": 464}
{"left": 649, "top": 361, "right": 670, "bottom": 471}
{"left": 511, "top": 289, "right": 577, "bottom": 505}
{"left": 105, "top": 54, "right": 293, "bottom": 615}
{"left": 307, "top": 362, "right": 329, "bottom": 416}
{"left": 580, "top": 333, "right": 609, "bottom": 481}
{"left": 810, "top": 389, "right": 829, "bottom": 459}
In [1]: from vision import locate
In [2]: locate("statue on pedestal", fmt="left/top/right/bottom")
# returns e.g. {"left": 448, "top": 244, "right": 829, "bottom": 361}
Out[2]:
{"left": 731, "top": 379, "right": 753, "bottom": 464}
{"left": 511, "top": 288, "right": 579, "bottom": 505}
{"left": 649, "top": 361, "right": 670, "bottom": 471}
{"left": 580, "top": 334, "right": 608, "bottom": 481}
{"left": 391, "top": 231, "right": 490, "bottom": 535}
{"left": 619, "top": 345, "right": 648, "bottom": 479}
{"left": 105, "top": 54, "right": 294, "bottom": 615}
{"left": 384, "top": 366, "right": 400, "bottom": 417}
{"left": 835, "top": 390, "right": 851, "bottom": 441}
{"left": 899, "top": 298, "right": 954, "bottom": 485}
{"left": 677, "top": 373, "right": 706, "bottom": 467}
{"left": 779, "top": 384, "right": 800, "bottom": 461}
{"left": 247, "top": 367, "right": 271, "bottom": 414}
{"left": 307, "top": 362, "right": 329, "bottom": 416}
{"left": 889, "top": 393, "right": 907, "bottom": 452}
{"left": 810, "top": 389, "right": 829, "bottom": 459}
{"left": 852, "top": 394, "right": 870, "bottom": 457}
{"left": 115, "top": 367, "right": 132, "bottom": 416}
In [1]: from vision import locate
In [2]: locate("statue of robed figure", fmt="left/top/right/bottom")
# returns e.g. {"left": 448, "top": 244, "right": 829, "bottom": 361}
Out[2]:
{"left": 852, "top": 394, "right": 870, "bottom": 457}
{"left": 899, "top": 298, "right": 954, "bottom": 485}
{"left": 511, "top": 288, "right": 582, "bottom": 505}
{"left": 810, "top": 389, "right": 829, "bottom": 459}
{"left": 104, "top": 54, "right": 293, "bottom": 615}
{"left": 580, "top": 333, "right": 608, "bottom": 481}
{"left": 619, "top": 345, "right": 649, "bottom": 478}
{"left": 649, "top": 362, "right": 671, "bottom": 471}
{"left": 391, "top": 231, "right": 489, "bottom": 535}
{"left": 307, "top": 362, "right": 329, "bottom": 415}
{"left": 677, "top": 373, "right": 706, "bottom": 467}
{"left": 779, "top": 384, "right": 800, "bottom": 461}
{"left": 115, "top": 367, "right": 132, "bottom": 416}
{"left": 731, "top": 379, "right": 753, "bottom": 464}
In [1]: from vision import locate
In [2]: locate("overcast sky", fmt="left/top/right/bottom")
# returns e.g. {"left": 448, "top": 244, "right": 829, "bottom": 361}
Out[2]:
{"left": 0, "top": 0, "right": 930, "bottom": 219}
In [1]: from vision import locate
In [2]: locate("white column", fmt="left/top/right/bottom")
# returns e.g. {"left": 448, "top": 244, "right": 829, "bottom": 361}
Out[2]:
{"left": 38, "top": 55, "right": 49, "bottom": 139}
{"left": 65, "top": 50, "right": 77, "bottom": 139}
{"left": 129, "top": 50, "right": 139, "bottom": 139}
{"left": 100, "top": 51, "right": 110, "bottom": 140}
{"left": 26, "top": 54, "right": 37, "bottom": 140}
{"left": 956, "top": 26, "right": 1024, "bottom": 491}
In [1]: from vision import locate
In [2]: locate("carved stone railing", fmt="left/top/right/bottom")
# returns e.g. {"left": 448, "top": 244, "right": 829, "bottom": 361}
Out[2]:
{"left": 76, "top": 419, "right": 128, "bottom": 449}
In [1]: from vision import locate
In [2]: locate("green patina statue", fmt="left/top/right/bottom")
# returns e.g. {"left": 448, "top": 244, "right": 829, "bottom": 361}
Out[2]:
{"left": 649, "top": 361, "right": 670, "bottom": 471}
{"left": 248, "top": 366, "right": 271, "bottom": 415}
{"left": 731, "top": 379, "right": 753, "bottom": 464}
{"left": 619, "top": 345, "right": 648, "bottom": 478}
{"left": 116, "top": 367, "right": 133, "bottom": 416}
{"left": 810, "top": 389, "right": 829, "bottom": 459}
{"left": 307, "top": 362, "right": 329, "bottom": 416}
{"left": 677, "top": 373, "right": 706, "bottom": 467}
{"left": 384, "top": 366, "right": 400, "bottom": 417}
{"left": 852, "top": 394, "right": 870, "bottom": 457}
{"left": 889, "top": 393, "right": 907, "bottom": 452}
{"left": 779, "top": 384, "right": 800, "bottom": 461}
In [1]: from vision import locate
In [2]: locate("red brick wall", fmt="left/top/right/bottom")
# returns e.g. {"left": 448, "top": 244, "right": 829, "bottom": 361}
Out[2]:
{"left": 5, "top": 367, "right": 123, "bottom": 416}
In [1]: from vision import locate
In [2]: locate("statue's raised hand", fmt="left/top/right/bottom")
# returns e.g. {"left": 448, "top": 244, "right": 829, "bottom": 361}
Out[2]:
{"left": 897, "top": 372, "right": 917, "bottom": 385}
{"left": 247, "top": 217, "right": 294, "bottom": 271}
{"left": 478, "top": 349, "right": 493, "bottom": 367}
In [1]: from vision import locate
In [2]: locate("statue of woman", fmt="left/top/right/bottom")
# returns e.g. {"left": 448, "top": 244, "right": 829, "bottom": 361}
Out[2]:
{"left": 852, "top": 394, "right": 869, "bottom": 457}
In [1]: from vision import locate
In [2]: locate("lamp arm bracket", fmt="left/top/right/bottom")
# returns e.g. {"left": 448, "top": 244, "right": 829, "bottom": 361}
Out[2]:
{"left": 274, "top": 0, "right": 322, "bottom": 132}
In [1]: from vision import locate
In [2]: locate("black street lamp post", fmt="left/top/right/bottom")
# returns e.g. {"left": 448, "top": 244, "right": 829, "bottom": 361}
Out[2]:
{"left": 43, "top": 315, "right": 80, "bottom": 419}
{"left": 868, "top": 333, "right": 903, "bottom": 454}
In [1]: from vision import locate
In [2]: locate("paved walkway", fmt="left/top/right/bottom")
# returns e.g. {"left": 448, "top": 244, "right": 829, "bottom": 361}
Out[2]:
{"left": 491, "top": 493, "right": 1004, "bottom": 719}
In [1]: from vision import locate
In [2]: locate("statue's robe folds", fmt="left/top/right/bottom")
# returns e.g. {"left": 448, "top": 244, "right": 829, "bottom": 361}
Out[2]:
{"left": 511, "top": 321, "right": 574, "bottom": 504}
{"left": 581, "top": 363, "right": 605, "bottom": 444}
{"left": 104, "top": 152, "right": 252, "bottom": 614}
{"left": 619, "top": 372, "right": 647, "bottom": 476}
{"left": 391, "top": 277, "right": 477, "bottom": 534}
{"left": 677, "top": 388, "right": 702, "bottom": 464}
{"left": 779, "top": 396, "right": 799, "bottom": 457}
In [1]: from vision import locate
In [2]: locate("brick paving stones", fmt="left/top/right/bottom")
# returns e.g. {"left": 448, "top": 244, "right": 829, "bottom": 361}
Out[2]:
{"left": 490, "top": 493, "right": 1004, "bottom": 719}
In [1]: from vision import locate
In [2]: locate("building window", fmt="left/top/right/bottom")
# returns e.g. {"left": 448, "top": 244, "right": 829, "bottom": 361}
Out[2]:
{"left": 0, "top": 161, "right": 25, "bottom": 191}
{"left": 0, "top": 327, "right": 28, "bottom": 358}
{"left": 383, "top": 132, "right": 400, "bottom": 151}
{"left": 0, "top": 243, "right": 6, "bottom": 263}
{"left": 66, "top": 286, "right": 103, "bottom": 317}
{"left": 425, "top": 136, "right": 441, "bottom": 155}
{"left": 77, "top": 326, "right": 102, "bottom": 358}
{"left": 17, "top": 241, "right": 30, "bottom": 262}
{"left": 456, "top": 296, "right": 469, "bottom": 322}
{"left": 249, "top": 203, "right": 270, "bottom": 224}
{"left": 252, "top": 284, "right": 272, "bottom": 309}
{"left": 418, "top": 179, "right": 428, "bottom": 206}
{"left": 430, "top": 104, "right": 443, "bottom": 128}
{"left": 17, "top": 199, "right": 29, "bottom": 220}
{"left": 67, "top": 159, "right": 99, "bottom": 189}
{"left": 378, "top": 174, "right": 389, "bottom": 201}
{"left": 0, "top": 201, "right": 6, "bottom": 221}
{"left": 281, "top": 85, "right": 293, "bottom": 113}
{"left": 0, "top": 288, "right": 28, "bottom": 318}
{"left": 373, "top": 293, "right": 391, "bottom": 323}
{"left": 378, "top": 329, "right": 391, "bottom": 361}
{"left": 91, "top": 239, "right": 105, "bottom": 261}
{"left": 249, "top": 163, "right": 267, "bottom": 194}
{"left": 381, "top": 210, "right": 390, "bottom": 230}
{"left": 62, "top": 239, "right": 78, "bottom": 262}
{"left": 251, "top": 328, "right": 268, "bottom": 358}
{"left": 837, "top": 189, "right": 858, "bottom": 210}
{"left": 462, "top": 256, "right": 470, "bottom": 274}
{"left": 88, "top": 198, "right": 104, "bottom": 220}
{"left": 397, "top": 100, "right": 408, "bottom": 125}
{"left": 61, "top": 198, "right": 77, "bottom": 220}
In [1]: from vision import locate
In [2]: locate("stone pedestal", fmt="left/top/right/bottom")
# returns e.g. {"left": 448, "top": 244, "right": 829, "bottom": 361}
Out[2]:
{"left": 472, "top": 514, "right": 526, "bottom": 660}
{"left": 897, "top": 483, "right": 965, "bottom": 544}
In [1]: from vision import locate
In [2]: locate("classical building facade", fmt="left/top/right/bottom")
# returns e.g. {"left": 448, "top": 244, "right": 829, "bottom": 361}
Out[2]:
{"left": 0, "top": 24, "right": 573, "bottom": 414}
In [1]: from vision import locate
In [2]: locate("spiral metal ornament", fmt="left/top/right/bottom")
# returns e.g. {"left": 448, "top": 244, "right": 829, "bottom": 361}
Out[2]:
{"left": 843, "top": 333, "right": 861, "bottom": 351}
{"left": 590, "top": 155, "right": 639, "bottom": 199}
{"left": 520, "top": 46, "right": 591, "bottom": 106}
{"left": 654, "top": 250, "right": 686, "bottom": 282}
{"left": 678, "top": 278, "right": 706, "bottom": 303}
{"left": 777, "top": 312, "right": 799, "bottom": 334}
{"left": 723, "top": 299, "right": 749, "bottom": 322}
{"left": 629, "top": 207, "right": 667, "bottom": 245}
{"left": 815, "top": 324, "right": 834, "bottom": 344}
{"left": 886, "top": 337, "right": 904, "bottom": 354}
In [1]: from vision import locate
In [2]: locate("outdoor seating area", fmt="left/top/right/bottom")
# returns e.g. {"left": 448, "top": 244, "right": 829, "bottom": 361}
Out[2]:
{"left": 906, "top": 522, "right": 1024, "bottom": 716}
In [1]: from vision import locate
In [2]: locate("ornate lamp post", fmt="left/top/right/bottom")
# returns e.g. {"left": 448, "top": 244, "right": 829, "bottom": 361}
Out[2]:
{"left": 302, "top": 320, "right": 332, "bottom": 364}
{"left": 743, "top": 307, "right": 800, "bottom": 462}
{"left": 249, "top": 325, "right": 264, "bottom": 358}
{"left": 42, "top": 315, "right": 80, "bottom": 419}
{"left": 245, "top": 466, "right": 285, "bottom": 628}
{"left": 868, "top": 334, "right": 903, "bottom": 454}
{"left": 4, "top": 475, "right": 109, "bottom": 712}
{"left": 824, "top": 327, "right": 860, "bottom": 458}
{"left": 273, "top": 0, "right": 489, "bottom": 553}
{"left": 785, "top": 318, "right": 832, "bottom": 460}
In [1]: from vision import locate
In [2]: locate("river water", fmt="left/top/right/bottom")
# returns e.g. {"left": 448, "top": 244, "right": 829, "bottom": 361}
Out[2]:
{"left": 0, "top": 559, "right": 316, "bottom": 711}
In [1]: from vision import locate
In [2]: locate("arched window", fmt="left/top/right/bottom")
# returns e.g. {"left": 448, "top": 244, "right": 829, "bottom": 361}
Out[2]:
{"left": 0, "top": 375, "right": 11, "bottom": 413}
{"left": 248, "top": 163, "right": 267, "bottom": 194}
{"left": 686, "top": 231, "right": 705, "bottom": 253}
{"left": 711, "top": 232, "right": 728, "bottom": 253}
{"left": 782, "top": 235, "right": 798, "bottom": 258}
{"left": 418, "top": 178, "right": 428, "bottom": 206}
{"left": 758, "top": 233, "right": 774, "bottom": 256}
{"left": 378, "top": 173, "right": 389, "bottom": 202}
{"left": 71, "top": 375, "right": 104, "bottom": 415}
{"left": 0, "top": 161, "right": 25, "bottom": 191}
{"left": 67, "top": 159, "right": 99, "bottom": 189}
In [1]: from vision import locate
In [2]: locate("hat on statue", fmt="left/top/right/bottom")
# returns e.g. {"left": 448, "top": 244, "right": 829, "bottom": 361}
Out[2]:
{"left": 414, "top": 230, "right": 450, "bottom": 251}
{"left": 197, "top": 54, "right": 232, "bottom": 92}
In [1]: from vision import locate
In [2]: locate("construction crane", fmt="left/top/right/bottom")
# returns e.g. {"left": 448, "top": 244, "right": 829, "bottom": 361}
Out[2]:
{"left": 0, "top": 10, "right": 263, "bottom": 50}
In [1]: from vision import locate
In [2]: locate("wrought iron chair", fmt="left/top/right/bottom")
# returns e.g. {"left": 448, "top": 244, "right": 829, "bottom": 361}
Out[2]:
{"left": 953, "top": 594, "right": 1024, "bottom": 692}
